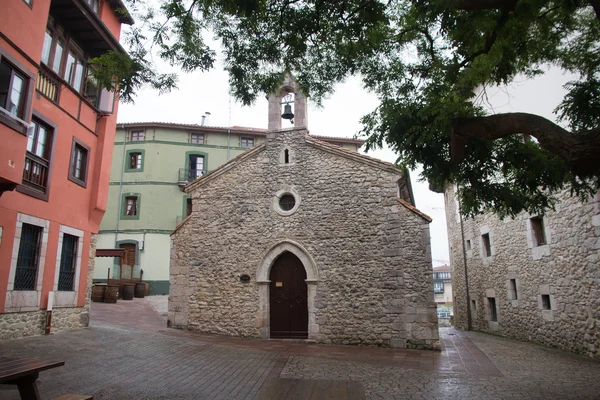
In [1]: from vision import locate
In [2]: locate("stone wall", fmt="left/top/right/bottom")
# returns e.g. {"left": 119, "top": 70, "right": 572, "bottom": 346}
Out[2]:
{"left": 170, "top": 128, "right": 439, "bottom": 349}
{"left": 0, "top": 234, "right": 96, "bottom": 340}
{"left": 446, "top": 187, "right": 600, "bottom": 357}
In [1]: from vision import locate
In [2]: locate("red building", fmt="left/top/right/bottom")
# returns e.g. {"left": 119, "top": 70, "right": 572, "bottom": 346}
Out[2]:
{"left": 0, "top": 0, "right": 132, "bottom": 339}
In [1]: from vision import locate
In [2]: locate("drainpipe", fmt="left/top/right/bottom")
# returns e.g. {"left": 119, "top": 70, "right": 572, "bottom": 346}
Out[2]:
{"left": 227, "top": 97, "right": 231, "bottom": 161}
{"left": 114, "top": 124, "right": 127, "bottom": 251}
{"left": 456, "top": 186, "right": 472, "bottom": 330}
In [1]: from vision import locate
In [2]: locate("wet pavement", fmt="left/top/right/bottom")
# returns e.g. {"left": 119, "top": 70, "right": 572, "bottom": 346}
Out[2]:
{"left": 0, "top": 297, "right": 599, "bottom": 399}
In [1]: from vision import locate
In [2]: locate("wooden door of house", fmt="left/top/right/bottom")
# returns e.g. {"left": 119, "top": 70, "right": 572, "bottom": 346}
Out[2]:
{"left": 269, "top": 252, "right": 308, "bottom": 338}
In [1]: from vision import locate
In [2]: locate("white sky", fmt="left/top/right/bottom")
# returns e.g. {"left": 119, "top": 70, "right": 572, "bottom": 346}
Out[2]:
{"left": 118, "top": 38, "right": 574, "bottom": 268}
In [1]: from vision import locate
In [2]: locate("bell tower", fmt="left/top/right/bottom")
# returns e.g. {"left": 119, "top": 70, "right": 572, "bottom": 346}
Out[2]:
{"left": 267, "top": 74, "right": 307, "bottom": 131}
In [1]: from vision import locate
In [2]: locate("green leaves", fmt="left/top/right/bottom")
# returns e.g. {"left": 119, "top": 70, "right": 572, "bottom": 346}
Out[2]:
{"left": 112, "top": 0, "right": 599, "bottom": 216}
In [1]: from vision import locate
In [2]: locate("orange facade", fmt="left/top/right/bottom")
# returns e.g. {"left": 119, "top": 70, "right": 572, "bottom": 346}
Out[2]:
{"left": 0, "top": 0, "right": 131, "bottom": 332}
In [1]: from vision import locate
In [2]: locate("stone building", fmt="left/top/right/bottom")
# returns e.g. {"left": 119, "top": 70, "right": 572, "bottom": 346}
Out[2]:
{"left": 169, "top": 76, "right": 440, "bottom": 349}
{"left": 94, "top": 122, "right": 362, "bottom": 294}
{"left": 445, "top": 186, "right": 600, "bottom": 357}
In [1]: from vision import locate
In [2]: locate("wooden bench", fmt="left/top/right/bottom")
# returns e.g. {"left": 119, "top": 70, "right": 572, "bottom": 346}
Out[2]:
{"left": 0, "top": 356, "right": 65, "bottom": 400}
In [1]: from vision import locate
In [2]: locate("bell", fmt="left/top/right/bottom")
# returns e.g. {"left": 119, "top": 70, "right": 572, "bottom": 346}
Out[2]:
{"left": 281, "top": 103, "right": 294, "bottom": 120}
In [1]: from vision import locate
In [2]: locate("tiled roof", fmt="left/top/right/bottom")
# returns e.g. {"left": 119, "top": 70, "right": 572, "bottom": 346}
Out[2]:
{"left": 305, "top": 136, "right": 397, "bottom": 171}
{"left": 433, "top": 265, "right": 451, "bottom": 271}
{"left": 118, "top": 122, "right": 363, "bottom": 143}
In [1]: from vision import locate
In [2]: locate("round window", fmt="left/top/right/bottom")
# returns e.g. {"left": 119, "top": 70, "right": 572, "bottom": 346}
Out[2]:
{"left": 279, "top": 194, "right": 296, "bottom": 211}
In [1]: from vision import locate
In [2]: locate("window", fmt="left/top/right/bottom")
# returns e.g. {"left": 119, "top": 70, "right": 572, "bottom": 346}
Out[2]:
{"left": 488, "top": 297, "right": 497, "bottom": 321}
{"left": 58, "top": 234, "right": 78, "bottom": 291}
{"left": 191, "top": 133, "right": 204, "bottom": 144}
{"left": 0, "top": 59, "right": 27, "bottom": 119}
{"left": 14, "top": 223, "right": 43, "bottom": 291}
{"left": 188, "top": 155, "right": 205, "bottom": 180}
{"left": 466, "top": 240, "right": 472, "bottom": 251}
{"left": 241, "top": 137, "right": 254, "bottom": 148}
{"left": 64, "top": 48, "right": 85, "bottom": 92}
{"left": 433, "top": 281, "right": 444, "bottom": 293}
{"left": 131, "top": 130, "right": 145, "bottom": 141}
{"left": 531, "top": 216, "right": 547, "bottom": 246}
{"left": 471, "top": 300, "right": 477, "bottom": 312}
{"left": 509, "top": 279, "right": 518, "bottom": 300}
{"left": 129, "top": 152, "right": 142, "bottom": 170}
{"left": 125, "top": 196, "right": 138, "bottom": 216}
{"left": 186, "top": 198, "right": 192, "bottom": 217}
{"left": 22, "top": 119, "right": 52, "bottom": 194}
{"left": 279, "top": 194, "right": 296, "bottom": 211}
{"left": 481, "top": 233, "right": 491, "bottom": 257}
{"left": 284, "top": 149, "right": 290, "bottom": 163}
{"left": 541, "top": 294, "right": 551, "bottom": 310}
{"left": 68, "top": 138, "right": 89, "bottom": 187}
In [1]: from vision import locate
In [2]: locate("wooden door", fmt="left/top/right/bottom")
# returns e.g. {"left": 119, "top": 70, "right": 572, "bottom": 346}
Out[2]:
{"left": 269, "top": 252, "right": 308, "bottom": 338}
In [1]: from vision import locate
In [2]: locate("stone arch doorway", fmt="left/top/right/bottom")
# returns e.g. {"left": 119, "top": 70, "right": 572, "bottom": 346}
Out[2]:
{"left": 269, "top": 252, "right": 308, "bottom": 338}
{"left": 256, "top": 240, "right": 319, "bottom": 340}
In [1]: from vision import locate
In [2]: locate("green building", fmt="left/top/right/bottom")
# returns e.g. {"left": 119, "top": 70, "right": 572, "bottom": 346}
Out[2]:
{"left": 95, "top": 122, "right": 363, "bottom": 294}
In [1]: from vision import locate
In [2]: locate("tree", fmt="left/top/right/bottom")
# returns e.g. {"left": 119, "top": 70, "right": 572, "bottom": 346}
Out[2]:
{"left": 103, "top": 0, "right": 600, "bottom": 217}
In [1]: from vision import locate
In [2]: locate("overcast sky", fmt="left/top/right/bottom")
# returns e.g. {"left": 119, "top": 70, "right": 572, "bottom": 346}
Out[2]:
{"left": 117, "top": 40, "right": 574, "bottom": 268}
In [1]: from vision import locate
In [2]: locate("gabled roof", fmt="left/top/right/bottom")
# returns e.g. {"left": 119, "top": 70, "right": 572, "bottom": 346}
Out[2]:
{"left": 433, "top": 265, "right": 451, "bottom": 271}
{"left": 397, "top": 199, "right": 432, "bottom": 222}
{"left": 305, "top": 136, "right": 399, "bottom": 174}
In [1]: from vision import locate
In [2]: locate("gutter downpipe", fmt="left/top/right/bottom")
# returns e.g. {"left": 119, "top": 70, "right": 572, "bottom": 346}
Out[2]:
{"left": 227, "top": 96, "right": 231, "bottom": 161}
{"left": 457, "top": 186, "right": 472, "bottom": 331}
{"left": 114, "top": 124, "right": 127, "bottom": 253}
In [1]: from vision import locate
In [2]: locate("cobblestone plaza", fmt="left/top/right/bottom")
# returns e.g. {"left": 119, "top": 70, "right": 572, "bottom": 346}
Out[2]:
{"left": 1, "top": 297, "right": 599, "bottom": 399}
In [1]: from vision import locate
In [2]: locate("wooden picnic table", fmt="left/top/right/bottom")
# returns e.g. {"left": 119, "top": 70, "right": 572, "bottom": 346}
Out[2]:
{"left": 0, "top": 356, "right": 65, "bottom": 399}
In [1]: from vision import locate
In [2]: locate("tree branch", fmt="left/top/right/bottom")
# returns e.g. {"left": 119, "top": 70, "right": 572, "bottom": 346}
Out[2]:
{"left": 453, "top": 0, "right": 518, "bottom": 12}
{"left": 451, "top": 113, "right": 600, "bottom": 176}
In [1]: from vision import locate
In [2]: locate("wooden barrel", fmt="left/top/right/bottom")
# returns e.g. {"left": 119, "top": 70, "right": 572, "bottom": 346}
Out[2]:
{"left": 134, "top": 282, "right": 146, "bottom": 298}
{"left": 105, "top": 286, "right": 119, "bottom": 303}
{"left": 122, "top": 284, "right": 135, "bottom": 300}
{"left": 92, "top": 284, "right": 106, "bottom": 302}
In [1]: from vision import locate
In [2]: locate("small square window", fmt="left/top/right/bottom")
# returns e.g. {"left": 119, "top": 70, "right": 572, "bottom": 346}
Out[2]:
{"left": 125, "top": 196, "right": 138, "bottom": 216}
{"left": 191, "top": 133, "right": 204, "bottom": 144}
{"left": 68, "top": 139, "right": 89, "bottom": 187}
{"left": 509, "top": 279, "right": 518, "bottom": 300}
{"left": 541, "top": 294, "right": 551, "bottom": 310}
{"left": 131, "top": 130, "right": 145, "bottom": 141}
{"left": 531, "top": 216, "right": 547, "bottom": 246}
{"left": 481, "top": 233, "right": 491, "bottom": 257}
{"left": 488, "top": 297, "right": 497, "bottom": 321}
{"left": 241, "top": 137, "right": 254, "bottom": 148}
{"left": 129, "top": 152, "right": 142, "bottom": 170}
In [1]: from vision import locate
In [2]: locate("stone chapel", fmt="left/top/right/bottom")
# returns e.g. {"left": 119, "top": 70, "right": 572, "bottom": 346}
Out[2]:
{"left": 168, "top": 75, "right": 440, "bottom": 349}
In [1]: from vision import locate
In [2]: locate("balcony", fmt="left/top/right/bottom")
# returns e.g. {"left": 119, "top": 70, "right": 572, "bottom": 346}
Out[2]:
{"left": 178, "top": 169, "right": 208, "bottom": 187}
{"left": 37, "top": 66, "right": 60, "bottom": 102}
{"left": 22, "top": 153, "right": 48, "bottom": 193}
{"left": 49, "top": 0, "right": 130, "bottom": 58}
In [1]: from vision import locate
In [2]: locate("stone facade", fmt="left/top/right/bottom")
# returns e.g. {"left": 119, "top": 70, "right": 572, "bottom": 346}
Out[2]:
{"left": 445, "top": 186, "right": 600, "bottom": 357}
{"left": 170, "top": 116, "right": 439, "bottom": 349}
{"left": 0, "top": 234, "right": 96, "bottom": 340}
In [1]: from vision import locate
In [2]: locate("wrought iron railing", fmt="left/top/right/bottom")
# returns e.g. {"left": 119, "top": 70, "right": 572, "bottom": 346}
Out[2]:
{"left": 22, "top": 153, "right": 49, "bottom": 192}
{"left": 178, "top": 168, "right": 207, "bottom": 183}
{"left": 36, "top": 66, "right": 60, "bottom": 102}
{"left": 14, "top": 223, "right": 43, "bottom": 291}
{"left": 58, "top": 234, "right": 78, "bottom": 291}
